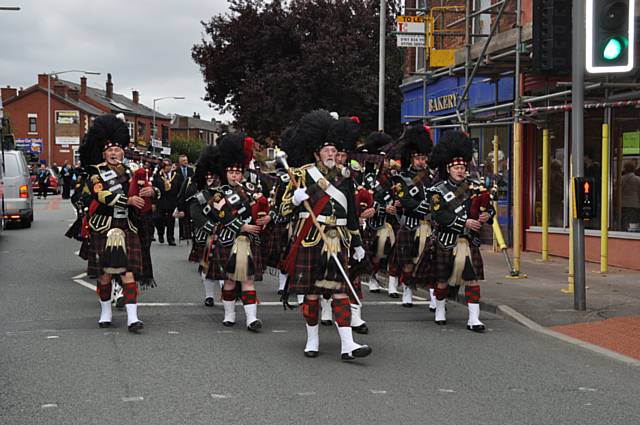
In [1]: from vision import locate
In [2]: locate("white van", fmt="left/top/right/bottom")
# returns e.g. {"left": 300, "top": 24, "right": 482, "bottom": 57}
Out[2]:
{"left": 2, "top": 150, "right": 34, "bottom": 228}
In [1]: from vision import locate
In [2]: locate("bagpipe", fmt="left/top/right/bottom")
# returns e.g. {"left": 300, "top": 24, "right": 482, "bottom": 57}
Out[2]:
{"left": 129, "top": 167, "right": 154, "bottom": 215}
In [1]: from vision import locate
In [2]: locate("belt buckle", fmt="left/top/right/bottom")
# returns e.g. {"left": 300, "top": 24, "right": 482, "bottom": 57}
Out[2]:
{"left": 113, "top": 207, "right": 128, "bottom": 219}
{"left": 325, "top": 214, "right": 336, "bottom": 225}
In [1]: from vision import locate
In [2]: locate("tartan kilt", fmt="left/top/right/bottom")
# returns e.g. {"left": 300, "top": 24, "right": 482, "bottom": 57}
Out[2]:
{"left": 138, "top": 215, "right": 155, "bottom": 286}
{"left": 290, "top": 243, "right": 349, "bottom": 296}
{"left": 179, "top": 218, "right": 192, "bottom": 241}
{"left": 362, "top": 226, "right": 376, "bottom": 257}
{"left": 206, "top": 236, "right": 265, "bottom": 282}
{"left": 411, "top": 237, "right": 435, "bottom": 287}
{"left": 262, "top": 221, "right": 290, "bottom": 269}
{"left": 87, "top": 219, "right": 143, "bottom": 279}
{"left": 188, "top": 243, "right": 205, "bottom": 263}
{"left": 432, "top": 239, "right": 485, "bottom": 283}
{"left": 388, "top": 227, "right": 417, "bottom": 272}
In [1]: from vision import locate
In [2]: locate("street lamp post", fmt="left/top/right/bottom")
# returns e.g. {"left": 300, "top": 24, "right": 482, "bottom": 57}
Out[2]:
{"left": 47, "top": 70, "right": 100, "bottom": 165}
{"left": 152, "top": 96, "right": 185, "bottom": 155}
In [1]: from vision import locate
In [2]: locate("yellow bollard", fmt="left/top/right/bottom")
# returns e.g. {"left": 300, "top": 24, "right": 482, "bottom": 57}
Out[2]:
{"left": 512, "top": 121, "right": 522, "bottom": 274}
{"left": 493, "top": 134, "right": 499, "bottom": 253}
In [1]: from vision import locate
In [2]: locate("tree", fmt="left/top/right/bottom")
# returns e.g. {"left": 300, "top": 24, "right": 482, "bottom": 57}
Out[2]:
{"left": 169, "top": 137, "right": 204, "bottom": 163}
{"left": 192, "top": 0, "right": 404, "bottom": 140}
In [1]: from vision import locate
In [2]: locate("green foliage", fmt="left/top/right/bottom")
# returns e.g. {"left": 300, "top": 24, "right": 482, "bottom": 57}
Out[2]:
{"left": 169, "top": 137, "right": 204, "bottom": 164}
{"left": 192, "top": 0, "right": 404, "bottom": 140}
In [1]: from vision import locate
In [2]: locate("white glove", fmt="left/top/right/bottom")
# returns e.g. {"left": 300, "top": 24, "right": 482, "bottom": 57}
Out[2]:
{"left": 352, "top": 246, "right": 365, "bottom": 262}
{"left": 292, "top": 187, "right": 309, "bottom": 206}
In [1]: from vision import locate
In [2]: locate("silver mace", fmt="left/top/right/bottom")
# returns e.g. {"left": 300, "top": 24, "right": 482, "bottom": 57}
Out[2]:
{"left": 275, "top": 150, "right": 362, "bottom": 306}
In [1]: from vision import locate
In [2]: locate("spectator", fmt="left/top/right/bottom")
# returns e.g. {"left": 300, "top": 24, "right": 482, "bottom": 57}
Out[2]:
{"left": 621, "top": 161, "right": 640, "bottom": 231}
{"left": 60, "top": 160, "right": 73, "bottom": 199}
{"left": 36, "top": 163, "right": 51, "bottom": 199}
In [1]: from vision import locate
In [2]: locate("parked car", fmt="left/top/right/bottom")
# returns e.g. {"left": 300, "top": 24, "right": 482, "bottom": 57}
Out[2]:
{"left": 3, "top": 150, "right": 34, "bottom": 228}
{"left": 31, "top": 167, "right": 61, "bottom": 195}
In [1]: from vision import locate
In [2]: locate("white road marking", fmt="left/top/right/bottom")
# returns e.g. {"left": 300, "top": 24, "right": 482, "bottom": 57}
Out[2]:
{"left": 74, "top": 279, "right": 96, "bottom": 291}
{"left": 578, "top": 387, "right": 598, "bottom": 392}
{"left": 122, "top": 396, "right": 144, "bottom": 402}
{"left": 361, "top": 280, "right": 428, "bottom": 301}
{"left": 217, "top": 330, "right": 233, "bottom": 334}
{"left": 370, "top": 390, "right": 387, "bottom": 394}
{"left": 272, "top": 330, "right": 288, "bottom": 333}
{"left": 211, "top": 394, "right": 231, "bottom": 399}
{"left": 46, "top": 335, "right": 60, "bottom": 339}
{"left": 138, "top": 302, "right": 199, "bottom": 307}
{"left": 41, "top": 403, "right": 58, "bottom": 409}
{"left": 168, "top": 331, "right": 180, "bottom": 334}
{"left": 297, "top": 392, "right": 316, "bottom": 396}
{"left": 438, "top": 389, "right": 456, "bottom": 393}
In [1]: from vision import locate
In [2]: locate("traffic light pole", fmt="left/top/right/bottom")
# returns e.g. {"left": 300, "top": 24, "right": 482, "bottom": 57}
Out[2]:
{"left": 571, "top": 0, "right": 586, "bottom": 310}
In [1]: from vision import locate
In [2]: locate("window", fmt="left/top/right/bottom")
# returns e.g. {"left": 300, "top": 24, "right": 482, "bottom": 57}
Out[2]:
{"left": 161, "top": 125, "right": 169, "bottom": 143}
{"left": 532, "top": 117, "right": 566, "bottom": 228}
{"left": 611, "top": 108, "right": 640, "bottom": 233}
{"left": 138, "top": 121, "right": 146, "bottom": 138}
{"left": 127, "top": 121, "right": 134, "bottom": 141}
{"left": 28, "top": 114, "right": 37, "bottom": 133}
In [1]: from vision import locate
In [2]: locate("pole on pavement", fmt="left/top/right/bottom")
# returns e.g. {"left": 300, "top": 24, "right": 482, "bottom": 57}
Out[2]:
{"left": 600, "top": 122, "right": 609, "bottom": 273}
{"left": 541, "top": 128, "right": 549, "bottom": 261}
{"left": 378, "top": 0, "right": 386, "bottom": 131}
{"left": 152, "top": 99, "right": 157, "bottom": 156}
{"left": 571, "top": 0, "right": 586, "bottom": 310}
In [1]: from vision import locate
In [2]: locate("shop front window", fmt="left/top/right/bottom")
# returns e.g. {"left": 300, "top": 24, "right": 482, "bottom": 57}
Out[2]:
{"left": 611, "top": 108, "right": 640, "bottom": 233}
{"left": 533, "top": 115, "right": 566, "bottom": 228}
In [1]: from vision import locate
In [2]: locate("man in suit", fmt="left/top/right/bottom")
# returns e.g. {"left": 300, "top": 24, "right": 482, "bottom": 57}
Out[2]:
{"left": 174, "top": 154, "right": 194, "bottom": 241}
{"left": 153, "top": 158, "right": 181, "bottom": 245}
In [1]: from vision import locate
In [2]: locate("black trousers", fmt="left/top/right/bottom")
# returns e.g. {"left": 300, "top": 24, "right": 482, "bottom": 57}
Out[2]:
{"left": 154, "top": 208, "right": 175, "bottom": 242}
{"left": 62, "top": 180, "right": 72, "bottom": 199}
{"left": 37, "top": 183, "right": 48, "bottom": 198}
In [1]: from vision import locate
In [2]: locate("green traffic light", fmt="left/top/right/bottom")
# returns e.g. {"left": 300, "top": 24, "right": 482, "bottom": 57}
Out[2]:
{"left": 603, "top": 37, "right": 623, "bottom": 61}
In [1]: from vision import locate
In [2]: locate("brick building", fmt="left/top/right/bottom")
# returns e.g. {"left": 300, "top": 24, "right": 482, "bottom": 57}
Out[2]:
{"left": 170, "top": 113, "right": 222, "bottom": 146}
{"left": 0, "top": 73, "right": 170, "bottom": 165}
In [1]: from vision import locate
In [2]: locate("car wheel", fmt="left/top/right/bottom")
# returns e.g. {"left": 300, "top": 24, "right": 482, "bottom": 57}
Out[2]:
{"left": 21, "top": 219, "right": 32, "bottom": 229}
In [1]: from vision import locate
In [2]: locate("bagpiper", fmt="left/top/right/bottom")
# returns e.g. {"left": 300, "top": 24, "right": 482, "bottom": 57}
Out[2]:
{"left": 190, "top": 134, "right": 270, "bottom": 331}
{"left": 79, "top": 114, "right": 153, "bottom": 332}
{"left": 279, "top": 110, "right": 371, "bottom": 361}
{"left": 427, "top": 130, "right": 495, "bottom": 331}
{"left": 386, "top": 124, "right": 434, "bottom": 307}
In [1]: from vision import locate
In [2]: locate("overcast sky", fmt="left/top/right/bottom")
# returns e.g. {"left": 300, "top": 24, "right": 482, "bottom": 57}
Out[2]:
{"left": 0, "top": 0, "right": 231, "bottom": 121}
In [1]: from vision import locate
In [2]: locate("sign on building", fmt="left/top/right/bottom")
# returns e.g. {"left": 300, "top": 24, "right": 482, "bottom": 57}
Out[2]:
{"left": 15, "top": 138, "right": 43, "bottom": 153}
{"left": 396, "top": 15, "right": 426, "bottom": 48}
{"left": 55, "top": 110, "right": 80, "bottom": 145}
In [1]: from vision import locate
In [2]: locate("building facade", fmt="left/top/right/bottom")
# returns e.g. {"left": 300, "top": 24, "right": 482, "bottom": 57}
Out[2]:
{"left": 170, "top": 113, "right": 221, "bottom": 146}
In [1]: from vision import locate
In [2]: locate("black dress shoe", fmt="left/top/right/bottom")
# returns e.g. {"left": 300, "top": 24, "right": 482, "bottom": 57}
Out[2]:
{"left": 222, "top": 321, "right": 235, "bottom": 327}
{"left": 247, "top": 319, "right": 262, "bottom": 332}
{"left": 204, "top": 297, "right": 214, "bottom": 307}
{"left": 429, "top": 307, "right": 436, "bottom": 313}
{"left": 320, "top": 320, "right": 333, "bottom": 326}
{"left": 115, "top": 297, "right": 125, "bottom": 309}
{"left": 128, "top": 321, "right": 144, "bottom": 333}
{"left": 369, "top": 289, "right": 381, "bottom": 293}
{"left": 304, "top": 350, "right": 319, "bottom": 358}
{"left": 341, "top": 345, "right": 372, "bottom": 361}
{"left": 435, "top": 320, "right": 447, "bottom": 326}
{"left": 98, "top": 321, "right": 112, "bottom": 328}
{"left": 467, "top": 324, "right": 486, "bottom": 333}
{"left": 158, "top": 236, "right": 164, "bottom": 244}
{"left": 168, "top": 241, "right": 176, "bottom": 246}
{"left": 352, "top": 323, "right": 369, "bottom": 334}
{"left": 402, "top": 303, "right": 413, "bottom": 308}
{"left": 388, "top": 293, "right": 400, "bottom": 299}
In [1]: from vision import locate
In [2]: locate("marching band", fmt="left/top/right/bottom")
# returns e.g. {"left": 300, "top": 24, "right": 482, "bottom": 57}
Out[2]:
{"left": 66, "top": 111, "right": 495, "bottom": 361}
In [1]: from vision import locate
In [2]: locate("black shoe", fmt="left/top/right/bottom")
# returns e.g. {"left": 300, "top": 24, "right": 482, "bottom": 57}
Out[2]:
{"left": 151, "top": 237, "right": 156, "bottom": 242}
{"left": 115, "top": 297, "right": 125, "bottom": 309}
{"left": 320, "top": 320, "right": 333, "bottom": 326}
{"left": 388, "top": 293, "right": 400, "bottom": 299}
{"left": 435, "top": 320, "right": 447, "bottom": 326}
{"left": 402, "top": 303, "right": 413, "bottom": 308}
{"left": 98, "top": 321, "right": 112, "bottom": 328}
{"left": 128, "top": 321, "right": 144, "bottom": 333}
{"left": 222, "top": 321, "right": 235, "bottom": 327}
{"left": 247, "top": 319, "right": 262, "bottom": 332}
{"left": 168, "top": 240, "right": 176, "bottom": 246}
{"left": 277, "top": 290, "right": 284, "bottom": 296}
{"left": 352, "top": 323, "right": 369, "bottom": 334}
{"left": 370, "top": 289, "right": 381, "bottom": 294}
{"left": 204, "top": 297, "right": 214, "bottom": 307}
{"left": 341, "top": 345, "right": 372, "bottom": 361}
{"left": 429, "top": 307, "right": 436, "bottom": 313}
{"left": 158, "top": 236, "right": 164, "bottom": 244}
{"left": 304, "top": 350, "right": 319, "bottom": 358}
{"left": 467, "top": 324, "right": 486, "bottom": 333}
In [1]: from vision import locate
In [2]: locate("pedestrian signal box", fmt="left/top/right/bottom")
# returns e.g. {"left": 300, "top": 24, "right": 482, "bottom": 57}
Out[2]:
{"left": 573, "top": 177, "right": 597, "bottom": 219}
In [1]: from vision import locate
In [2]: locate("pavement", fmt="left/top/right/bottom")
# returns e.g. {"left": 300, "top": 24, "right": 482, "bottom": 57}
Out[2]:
{"left": 453, "top": 247, "right": 640, "bottom": 363}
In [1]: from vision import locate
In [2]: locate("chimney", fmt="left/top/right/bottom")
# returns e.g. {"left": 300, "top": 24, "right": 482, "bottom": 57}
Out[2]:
{"left": 80, "top": 76, "right": 87, "bottom": 98}
{"left": 68, "top": 87, "right": 80, "bottom": 101}
{"left": 1, "top": 86, "right": 17, "bottom": 101}
{"left": 193, "top": 112, "right": 200, "bottom": 119}
{"left": 53, "top": 82, "right": 67, "bottom": 97}
{"left": 132, "top": 90, "right": 139, "bottom": 104}
{"left": 106, "top": 73, "right": 113, "bottom": 99}
{"left": 38, "top": 73, "right": 49, "bottom": 88}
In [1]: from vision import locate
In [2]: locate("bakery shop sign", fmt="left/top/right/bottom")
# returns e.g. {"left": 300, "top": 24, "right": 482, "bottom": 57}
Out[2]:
{"left": 428, "top": 93, "right": 458, "bottom": 113}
